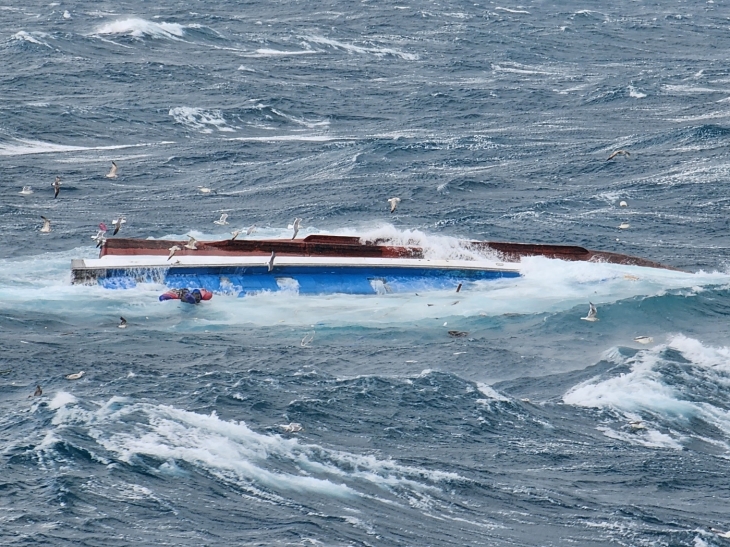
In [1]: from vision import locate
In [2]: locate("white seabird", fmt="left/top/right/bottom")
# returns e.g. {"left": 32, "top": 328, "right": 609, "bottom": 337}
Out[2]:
{"left": 619, "top": 200, "right": 628, "bottom": 207}
{"left": 65, "top": 371, "right": 85, "bottom": 380}
{"left": 111, "top": 216, "right": 126, "bottom": 235}
{"left": 581, "top": 302, "right": 599, "bottom": 322}
{"left": 213, "top": 213, "right": 229, "bottom": 226}
{"left": 52, "top": 176, "right": 61, "bottom": 199}
{"left": 91, "top": 230, "right": 106, "bottom": 246}
{"left": 20, "top": 186, "right": 33, "bottom": 195}
{"left": 184, "top": 236, "right": 198, "bottom": 250}
{"left": 291, "top": 218, "right": 301, "bottom": 240}
{"left": 267, "top": 251, "right": 275, "bottom": 272}
{"left": 388, "top": 197, "right": 401, "bottom": 213}
{"left": 105, "top": 161, "right": 118, "bottom": 179}
{"left": 280, "top": 423, "right": 303, "bottom": 433}
{"left": 246, "top": 224, "right": 256, "bottom": 235}
{"left": 607, "top": 150, "right": 630, "bottom": 160}
{"left": 618, "top": 222, "right": 630, "bottom": 229}
{"left": 230, "top": 229, "right": 241, "bottom": 241}
{"left": 301, "top": 332, "right": 315, "bottom": 347}
{"left": 40, "top": 216, "right": 51, "bottom": 233}
{"left": 197, "top": 186, "right": 214, "bottom": 194}
{"left": 634, "top": 336, "right": 654, "bottom": 344}
{"left": 168, "top": 245, "right": 182, "bottom": 260}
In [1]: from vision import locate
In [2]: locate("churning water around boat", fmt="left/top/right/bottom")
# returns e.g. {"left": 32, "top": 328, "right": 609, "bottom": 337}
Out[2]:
{"left": 3, "top": 1, "right": 730, "bottom": 545}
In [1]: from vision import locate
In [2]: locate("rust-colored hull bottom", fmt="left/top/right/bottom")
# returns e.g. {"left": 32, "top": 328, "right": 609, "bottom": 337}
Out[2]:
{"left": 98, "top": 235, "right": 677, "bottom": 271}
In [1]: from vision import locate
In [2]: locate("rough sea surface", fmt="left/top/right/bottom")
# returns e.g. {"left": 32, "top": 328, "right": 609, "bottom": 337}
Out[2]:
{"left": 3, "top": 1, "right": 730, "bottom": 545}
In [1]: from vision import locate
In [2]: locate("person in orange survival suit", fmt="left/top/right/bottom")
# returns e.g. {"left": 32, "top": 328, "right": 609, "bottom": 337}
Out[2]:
{"left": 159, "top": 288, "right": 213, "bottom": 304}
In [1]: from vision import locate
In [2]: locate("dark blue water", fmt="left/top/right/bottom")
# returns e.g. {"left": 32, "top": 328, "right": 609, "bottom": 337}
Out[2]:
{"left": 3, "top": 1, "right": 730, "bottom": 545}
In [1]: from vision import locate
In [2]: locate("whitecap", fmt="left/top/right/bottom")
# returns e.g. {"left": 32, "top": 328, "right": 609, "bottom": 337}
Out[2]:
{"left": 169, "top": 107, "right": 235, "bottom": 133}
{"left": 94, "top": 18, "right": 186, "bottom": 40}
{"left": 304, "top": 35, "right": 418, "bottom": 61}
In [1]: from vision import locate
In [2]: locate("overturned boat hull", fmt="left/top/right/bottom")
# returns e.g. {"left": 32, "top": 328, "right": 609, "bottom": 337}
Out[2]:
{"left": 71, "top": 235, "right": 675, "bottom": 296}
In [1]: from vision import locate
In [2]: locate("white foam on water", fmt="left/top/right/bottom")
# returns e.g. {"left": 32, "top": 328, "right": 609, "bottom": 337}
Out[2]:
{"left": 48, "top": 391, "right": 78, "bottom": 410}
{"left": 0, "top": 138, "right": 174, "bottom": 157}
{"left": 494, "top": 7, "right": 531, "bottom": 14}
{"left": 564, "top": 335, "right": 730, "bottom": 449}
{"left": 47, "top": 398, "right": 461, "bottom": 501}
{"left": 246, "top": 48, "right": 318, "bottom": 57}
{"left": 628, "top": 85, "right": 647, "bottom": 98}
{"left": 304, "top": 35, "right": 418, "bottom": 61}
{"left": 94, "top": 18, "right": 186, "bottom": 40}
{"left": 169, "top": 107, "right": 235, "bottom": 133}
{"left": 10, "top": 31, "right": 52, "bottom": 48}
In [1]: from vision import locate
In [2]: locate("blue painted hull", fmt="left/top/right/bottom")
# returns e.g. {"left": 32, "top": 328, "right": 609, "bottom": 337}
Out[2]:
{"left": 97, "top": 265, "right": 520, "bottom": 295}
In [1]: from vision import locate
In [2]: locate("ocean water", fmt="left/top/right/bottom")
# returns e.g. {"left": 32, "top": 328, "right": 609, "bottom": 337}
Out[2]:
{"left": 2, "top": 1, "right": 730, "bottom": 545}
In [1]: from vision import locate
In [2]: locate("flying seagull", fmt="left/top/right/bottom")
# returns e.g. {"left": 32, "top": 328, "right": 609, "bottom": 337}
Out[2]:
{"left": 388, "top": 197, "right": 401, "bottom": 213}
{"left": 40, "top": 216, "right": 51, "bottom": 233}
{"left": 105, "top": 161, "right": 118, "bottom": 179}
{"left": 112, "top": 216, "right": 126, "bottom": 235}
{"left": 267, "top": 251, "right": 276, "bottom": 272}
{"left": 118, "top": 317, "right": 127, "bottom": 329}
{"left": 607, "top": 150, "right": 630, "bottom": 160}
{"left": 618, "top": 222, "right": 630, "bottom": 229}
{"left": 20, "top": 186, "right": 33, "bottom": 195}
{"left": 168, "top": 245, "right": 182, "bottom": 260}
{"left": 634, "top": 336, "right": 654, "bottom": 344}
{"left": 291, "top": 218, "right": 301, "bottom": 240}
{"left": 65, "top": 371, "right": 85, "bottom": 380}
{"left": 52, "top": 176, "right": 61, "bottom": 198}
{"left": 214, "top": 213, "right": 229, "bottom": 226}
{"left": 184, "top": 235, "right": 198, "bottom": 250}
{"left": 230, "top": 229, "right": 241, "bottom": 241}
{"left": 581, "top": 302, "right": 599, "bottom": 322}
{"left": 301, "top": 332, "right": 315, "bottom": 347}
{"left": 91, "top": 230, "right": 106, "bottom": 247}
{"left": 246, "top": 224, "right": 256, "bottom": 235}
{"left": 197, "top": 186, "right": 215, "bottom": 194}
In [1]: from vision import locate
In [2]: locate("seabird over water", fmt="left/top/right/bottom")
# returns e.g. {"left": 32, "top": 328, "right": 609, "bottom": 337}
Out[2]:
{"left": 52, "top": 176, "right": 61, "bottom": 199}
{"left": 618, "top": 222, "right": 630, "bottom": 229}
{"left": 267, "top": 251, "right": 275, "bottom": 272}
{"left": 301, "top": 332, "right": 315, "bottom": 347}
{"left": 230, "top": 230, "right": 241, "bottom": 241}
{"left": 91, "top": 230, "right": 106, "bottom": 247}
{"left": 581, "top": 302, "right": 599, "bottom": 322}
{"left": 214, "top": 213, "right": 229, "bottom": 225}
{"left": 20, "top": 186, "right": 33, "bottom": 195}
{"left": 280, "top": 423, "right": 303, "bottom": 433}
{"left": 388, "top": 197, "right": 401, "bottom": 213}
{"left": 118, "top": 317, "right": 127, "bottom": 329}
{"left": 246, "top": 224, "right": 256, "bottom": 235}
{"left": 184, "top": 236, "right": 198, "bottom": 250}
{"left": 112, "top": 216, "right": 126, "bottom": 235}
{"left": 634, "top": 336, "right": 654, "bottom": 344}
{"left": 619, "top": 200, "right": 628, "bottom": 207}
{"left": 291, "top": 218, "right": 301, "bottom": 239}
{"left": 65, "top": 371, "right": 84, "bottom": 380}
{"left": 105, "top": 161, "right": 118, "bottom": 179}
{"left": 40, "top": 216, "right": 51, "bottom": 233}
{"left": 607, "top": 150, "right": 630, "bottom": 160}
{"left": 197, "top": 186, "right": 215, "bottom": 194}
{"left": 168, "top": 245, "right": 182, "bottom": 260}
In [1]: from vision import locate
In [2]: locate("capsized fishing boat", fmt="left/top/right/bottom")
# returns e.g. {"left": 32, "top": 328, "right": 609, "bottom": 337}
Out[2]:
{"left": 71, "top": 235, "right": 675, "bottom": 295}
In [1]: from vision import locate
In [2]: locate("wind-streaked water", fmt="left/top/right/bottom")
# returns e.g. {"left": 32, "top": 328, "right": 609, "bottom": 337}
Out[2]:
{"left": 3, "top": 1, "right": 730, "bottom": 545}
